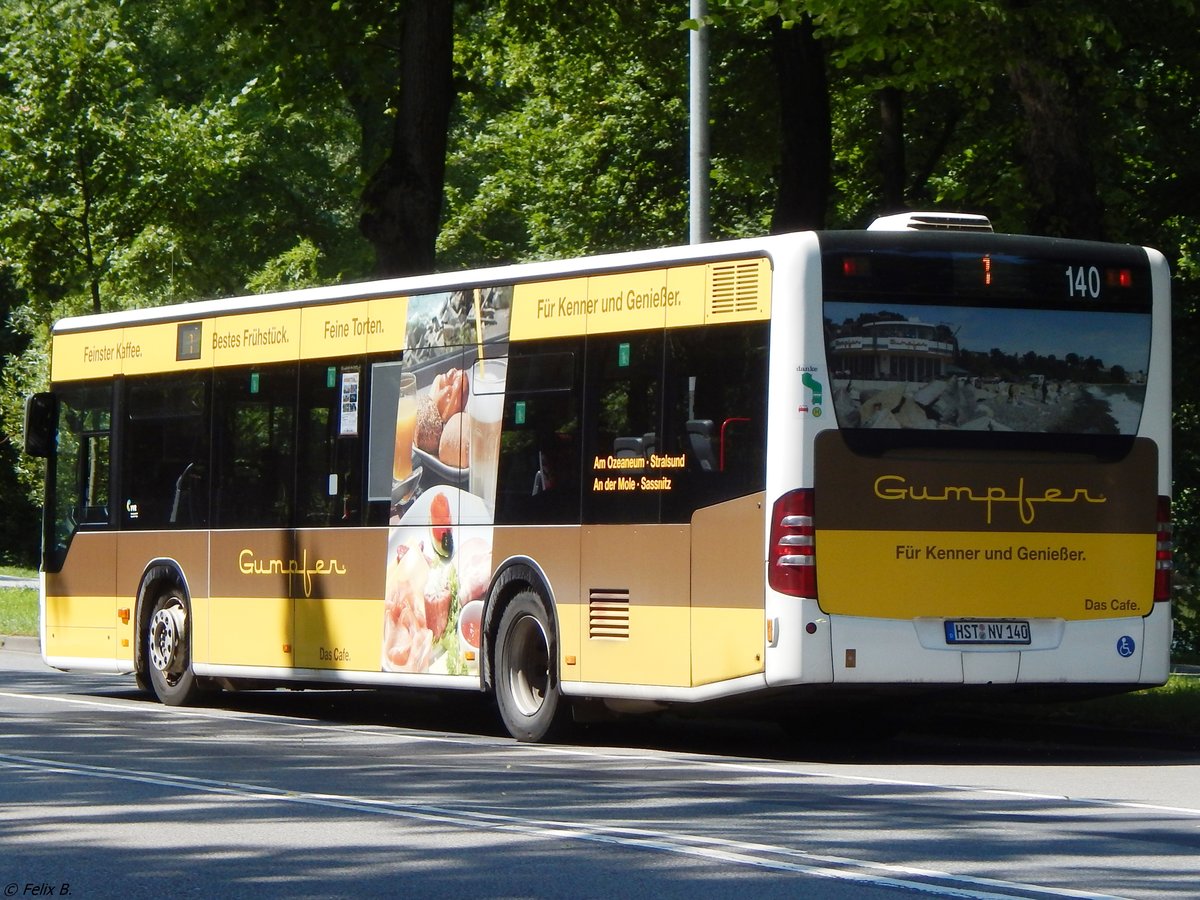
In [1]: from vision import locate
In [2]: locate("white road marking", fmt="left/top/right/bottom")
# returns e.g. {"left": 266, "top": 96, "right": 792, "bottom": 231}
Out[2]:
{"left": 3, "top": 688, "right": 1199, "bottom": 823}
{"left": 0, "top": 750, "right": 1130, "bottom": 900}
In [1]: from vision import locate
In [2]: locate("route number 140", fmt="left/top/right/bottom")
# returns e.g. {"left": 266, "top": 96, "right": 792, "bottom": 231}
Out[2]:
{"left": 1066, "top": 265, "right": 1101, "bottom": 299}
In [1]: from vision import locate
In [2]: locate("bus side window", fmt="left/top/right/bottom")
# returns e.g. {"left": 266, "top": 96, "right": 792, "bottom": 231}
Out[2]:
{"left": 45, "top": 383, "right": 112, "bottom": 570}
{"left": 582, "top": 333, "right": 663, "bottom": 525}
{"left": 685, "top": 419, "right": 718, "bottom": 473}
{"left": 296, "top": 362, "right": 364, "bottom": 526}
{"left": 123, "top": 375, "right": 209, "bottom": 530}
{"left": 495, "top": 344, "right": 581, "bottom": 525}
{"left": 662, "top": 323, "right": 768, "bottom": 522}
{"left": 211, "top": 365, "right": 296, "bottom": 528}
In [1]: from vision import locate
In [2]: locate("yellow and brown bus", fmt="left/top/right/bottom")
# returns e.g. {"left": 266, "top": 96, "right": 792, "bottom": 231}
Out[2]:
{"left": 25, "top": 213, "right": 1174, "bottom": 741}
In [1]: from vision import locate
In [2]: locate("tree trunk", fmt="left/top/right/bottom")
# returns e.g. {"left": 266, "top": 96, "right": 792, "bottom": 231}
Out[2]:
{"left": 878, "top": 85, "right": 906, "bottom": 212}
{"left": 770, "top": 14, "right": 830, "bottom": 233}
{"left": 1007, "top": 58, "right": 1105, "bottom": 239}
{"left": 359, "top": 0, "right": 455, "bottom": 276}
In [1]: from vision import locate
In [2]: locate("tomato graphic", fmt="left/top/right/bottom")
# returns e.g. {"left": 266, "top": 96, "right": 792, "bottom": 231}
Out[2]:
{"left": 430, "top": 491, "right": 453, "bottom": 557}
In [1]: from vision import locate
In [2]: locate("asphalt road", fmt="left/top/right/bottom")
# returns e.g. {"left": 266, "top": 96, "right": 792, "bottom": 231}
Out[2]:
{"left": 2, "top": 640, "right": 1199, "bottom": 900}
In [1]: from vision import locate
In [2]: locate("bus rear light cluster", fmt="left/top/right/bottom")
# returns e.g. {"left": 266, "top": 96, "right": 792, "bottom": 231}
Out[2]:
{"left": 768, "top": 489, "right": 816, "bottom": 598}
{"left": 1155, "top": 495, "right": 1173, "bottom": 602}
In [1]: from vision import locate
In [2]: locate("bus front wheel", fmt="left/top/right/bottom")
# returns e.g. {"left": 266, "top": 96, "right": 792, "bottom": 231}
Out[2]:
{"left": 494, "top": 591, "right": 568, "bottom": 743}
{"left": 146, "top": 589, "right": 205, "bottom": 706}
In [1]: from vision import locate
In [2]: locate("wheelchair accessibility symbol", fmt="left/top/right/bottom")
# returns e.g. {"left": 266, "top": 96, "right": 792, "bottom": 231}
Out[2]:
{"left": 1116, "top": 635, "right": 1136, "bottom": 658}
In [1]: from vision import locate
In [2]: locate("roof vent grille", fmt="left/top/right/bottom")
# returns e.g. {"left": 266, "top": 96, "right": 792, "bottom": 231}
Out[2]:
{"left": 709, "top": 261, "right": 762, "bottom": 316}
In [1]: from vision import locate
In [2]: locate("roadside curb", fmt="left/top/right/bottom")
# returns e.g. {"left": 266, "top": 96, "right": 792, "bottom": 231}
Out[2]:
{"left": 0, "top": 634, "right": 40, "bottom": 654}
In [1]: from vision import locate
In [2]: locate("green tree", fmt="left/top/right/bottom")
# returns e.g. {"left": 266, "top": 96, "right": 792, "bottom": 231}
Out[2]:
{"left": 440, "top": 4, "right": 692, "bottom": 264}
{"left": 0, "top": 0, "right": 170, "bottom": 317}
{"left": 440, "top": 2, "right": 788, "bottom": 266}
{"left": 0, "top": 0, "right": 367, "bottom": 315}
{"left": 360, "top": 0, "right": 456, "bottom": 275}
{"left": 0, "top": 0, "right": 368, "bottom": 530}
{"left": 0, "top": 274, "right": 39, "bottom": 565}
{"left": 225, "top": 0, "right": 456, "bottom": 276}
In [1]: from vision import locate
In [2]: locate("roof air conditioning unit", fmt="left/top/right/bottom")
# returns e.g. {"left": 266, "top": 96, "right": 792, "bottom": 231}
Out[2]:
{"left": 867, "top": 212, "right": 994, "bottom": 232}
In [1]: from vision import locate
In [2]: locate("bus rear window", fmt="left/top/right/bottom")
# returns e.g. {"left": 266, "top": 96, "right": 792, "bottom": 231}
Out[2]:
{"left": 824, "top": 301, "right": 1150, "bottom": 436}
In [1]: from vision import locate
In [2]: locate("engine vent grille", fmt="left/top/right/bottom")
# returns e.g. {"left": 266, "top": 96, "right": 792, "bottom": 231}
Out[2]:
{"left": 588, "top": 588, "right": 630, "bottom": 640}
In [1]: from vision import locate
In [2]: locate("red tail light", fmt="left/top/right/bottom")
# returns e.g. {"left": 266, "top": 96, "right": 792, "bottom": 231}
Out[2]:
{"left": 769, "top": 489, "right": 816, "bottom": 597}
{"left": 1155, "top": 495, "right": 1172, "bottom": 602}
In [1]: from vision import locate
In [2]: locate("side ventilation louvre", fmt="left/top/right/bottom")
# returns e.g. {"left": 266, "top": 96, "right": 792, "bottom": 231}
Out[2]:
{"left": 588, "top": 588, "right": 630, "bottom": 640}
{"left": 709, "top": 261, "right": 762, "bottom": 317}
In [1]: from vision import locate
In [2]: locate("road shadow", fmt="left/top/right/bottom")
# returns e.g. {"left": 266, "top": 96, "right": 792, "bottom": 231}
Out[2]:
{"left": 7, "top": 658, "right": 1198, "bottom": 766}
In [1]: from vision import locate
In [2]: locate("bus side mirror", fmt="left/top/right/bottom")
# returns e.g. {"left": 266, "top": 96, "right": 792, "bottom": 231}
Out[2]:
{"left": 23, "top": 392, "right": 58, "bottom": 458}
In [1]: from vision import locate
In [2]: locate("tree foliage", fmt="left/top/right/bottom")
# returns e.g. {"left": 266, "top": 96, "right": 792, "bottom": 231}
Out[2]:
{"left": 439, "top": 4, "right": 694, "bottom": 264}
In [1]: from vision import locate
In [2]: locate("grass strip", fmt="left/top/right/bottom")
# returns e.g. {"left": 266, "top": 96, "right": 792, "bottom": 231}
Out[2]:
{"left": 0, "top": 587, "right": 38, "bottom": 636}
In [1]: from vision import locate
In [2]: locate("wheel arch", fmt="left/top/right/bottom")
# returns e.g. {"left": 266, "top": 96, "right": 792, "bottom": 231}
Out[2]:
{"left": 481, "top": 555, "right": 558, "bottom": 693}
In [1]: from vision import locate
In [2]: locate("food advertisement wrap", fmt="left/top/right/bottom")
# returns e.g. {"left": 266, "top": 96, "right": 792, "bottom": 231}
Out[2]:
{"left": 380, "top": 287, "right": 510, "bottom": 675}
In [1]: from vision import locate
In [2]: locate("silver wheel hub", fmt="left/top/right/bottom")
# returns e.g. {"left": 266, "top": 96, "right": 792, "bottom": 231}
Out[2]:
{"left": 506, "top": 614, "right": 549, "bottom": 717}
{"left": 149, "top": 603, "right": 187, "bottom": 673}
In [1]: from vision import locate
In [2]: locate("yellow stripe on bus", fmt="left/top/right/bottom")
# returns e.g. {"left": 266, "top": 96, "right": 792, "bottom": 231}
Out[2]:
{"left": 43, "top": 595, "right": 119, "bottom": 660}
{"left": 691, "top": 606, "right": 764, "bottom": 685}
{"left": 579, "top": 603, "right": 692, "bottom": 687}
{"left": 816, "top": 530, "right": 1156, "bottom": 620}
{"left": 510, "top": 260, "right": 769, "bottom": 340}
{"left": 50, "top": 258, "right": 773, "bottom": 379}
{"left": 51, "top": 296, "right": 409, "bottom": 382}
{"left": 43, "top": 626, "right": 116, "bottom": 660}
{"left": 45, "top": 594, "right": 117, "bottom": 629}
{"left": 207, "top": 596, "right": 294, "bottom": 668}
{"left": 294, "top": 597, "right": 385, "bottom": 671}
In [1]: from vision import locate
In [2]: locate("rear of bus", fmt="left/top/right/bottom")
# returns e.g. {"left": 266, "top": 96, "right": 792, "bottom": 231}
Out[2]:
{"left": 764, "top": 226, "right": 1172, "bottom": 695}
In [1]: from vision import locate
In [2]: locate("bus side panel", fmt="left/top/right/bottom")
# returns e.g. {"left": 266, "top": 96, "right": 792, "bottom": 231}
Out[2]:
{"left": 291, "top": 528, "right": 388, "bottom": 672}
{"left": 491, "top": 525, "right": 582, "bottom": 683}
{"left": 43, "top": 531, "right": 118, "bottom": 666}
{"left": 762, "top": 233, "right": 833, "bottom": 687}
{"left": 1144, "top": 248, "right": 1172, "bottom": 498}
{"left": 578, "top": 525, "right": 690, "bottom": 687}
{"left": 115, "top": 530, "right": 211, "bottom": 665}
{"left": 690, "top": 493, "right": 766, "bottom": 686}
{"left": 1138, "top": 602, "right": 1172, "bottom": 684}
{"left": 208, "top": 529, "right": 294, "bottom": 668}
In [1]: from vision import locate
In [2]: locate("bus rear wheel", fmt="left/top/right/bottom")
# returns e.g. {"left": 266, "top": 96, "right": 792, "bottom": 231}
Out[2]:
{"left": 146, "top": 589, "right": 205, "bottom": 706}
{"left": 494, "top": 591, "right": 568, "bottom": 742}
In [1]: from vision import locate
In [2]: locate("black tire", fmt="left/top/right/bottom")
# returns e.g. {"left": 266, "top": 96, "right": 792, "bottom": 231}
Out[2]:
{"left": 145, "top": 588, "right": 205, "bottom": 706}
{"left": 493, "top": 591, "right": 568, "bottom": 742}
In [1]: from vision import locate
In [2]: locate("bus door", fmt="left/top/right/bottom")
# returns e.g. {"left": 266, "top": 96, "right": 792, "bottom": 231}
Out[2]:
{"left": 209, "top": 364, "right": 297, "bottom": 669}
{"left": 579, "top": 332, "right": 692, "bottom": 688}
{"left": 42, "top": 382, "right": 118, "bottom": 664}
{"left": 665, "top": 323, "right": 770, "bottom": 687}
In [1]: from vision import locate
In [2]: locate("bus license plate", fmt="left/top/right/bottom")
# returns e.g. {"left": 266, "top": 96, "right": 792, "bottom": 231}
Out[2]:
{"left": 944, "top": 620, "right": 1031, "bottom": 645}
